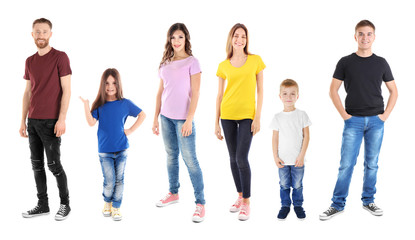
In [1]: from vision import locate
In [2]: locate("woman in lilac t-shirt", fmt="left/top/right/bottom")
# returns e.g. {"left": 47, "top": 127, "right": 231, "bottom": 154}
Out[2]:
{"left": 152, "top": 23, "right": 205, "bottom": 223}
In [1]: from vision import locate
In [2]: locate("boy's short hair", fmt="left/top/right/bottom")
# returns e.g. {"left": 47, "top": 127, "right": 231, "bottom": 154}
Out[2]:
{"left": 355, "top": 20, "right": 375, "bottom": 32}
{"left": 280, "top": 79, "right": 299, "bottom": 93}
{"left": 32, "top": 18, "right": 52, "bottom": 29}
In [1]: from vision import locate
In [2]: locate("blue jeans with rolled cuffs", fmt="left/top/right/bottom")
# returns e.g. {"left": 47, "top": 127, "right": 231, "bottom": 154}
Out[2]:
{"left": 160, "top": 115, "right": 205, "bottom": 205}
{"left": 98, "top": 150, "right": 128, "bottom": 208}
{"left": 279, "top": 165, "right": 304, "bottom": 207}
{"left": 331, "top": 116, "right": 384, "bottom": 211}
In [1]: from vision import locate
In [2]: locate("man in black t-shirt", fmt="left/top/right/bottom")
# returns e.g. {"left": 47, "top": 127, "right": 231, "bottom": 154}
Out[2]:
{"left": 320, "top": 20, "right": 398, "bottom": 220}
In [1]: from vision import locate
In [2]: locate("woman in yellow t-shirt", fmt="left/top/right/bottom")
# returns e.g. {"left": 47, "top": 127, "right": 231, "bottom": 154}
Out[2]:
{"left": 215, "top": 23, "right": 265, "bottom": 221}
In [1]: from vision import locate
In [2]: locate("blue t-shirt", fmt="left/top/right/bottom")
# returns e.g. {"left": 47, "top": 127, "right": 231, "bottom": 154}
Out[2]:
{"left": 92, "top": 99, "right": 142, "bottom": 153}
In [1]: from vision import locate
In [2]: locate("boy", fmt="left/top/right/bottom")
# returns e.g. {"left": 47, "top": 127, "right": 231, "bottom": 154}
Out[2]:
{"left": 270, "top": 79, "right": 311, "bottom": 220}
{"left": 320, "top": 20, "right": 398, "bottom": 220}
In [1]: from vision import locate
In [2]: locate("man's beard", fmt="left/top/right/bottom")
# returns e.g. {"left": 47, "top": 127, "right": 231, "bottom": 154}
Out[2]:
{"left": 35, "top": 38, "right": 49, "bottom": 49}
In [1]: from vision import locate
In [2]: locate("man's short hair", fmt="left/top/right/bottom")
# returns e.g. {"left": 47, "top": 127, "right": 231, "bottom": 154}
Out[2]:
{"left": 355, "top": 20, "right": 375, "bottom": 32}
{"left": 32, "top": 18, "right": 52, "bottom": 29}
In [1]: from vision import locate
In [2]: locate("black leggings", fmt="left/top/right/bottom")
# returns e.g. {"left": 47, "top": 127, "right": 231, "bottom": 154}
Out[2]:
{"left": 221, "top": 119, "right": 253, "bottom": 198}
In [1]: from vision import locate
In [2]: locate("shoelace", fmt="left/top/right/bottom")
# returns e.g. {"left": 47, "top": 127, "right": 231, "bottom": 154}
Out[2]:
{"left": 29, "top": 205, "right": 41, "bottom": 214}
{"left": 240, "top": 204, "right": 248, "bottom": 215}
{"left": 232, "top": 198, "right": 242, "bottom": 208}
{"left": 57, "top": 205, "right": 67, "bottom": 215}
{"left": 112, "top": 208, "right": 121, "bottom": 216}
{"left": 194, "top": 205, "right": 203, "bottom": 216}
{"left": 161, "top": 193, "right": 173, "bottom": 202}
{"left": 368, "top": 203, "right": 379, "bottom": 210}
{"left": 104, "top": 203, "right": 111, "bottom": 211}
{"left": 324, "top": 207, "right": 337, "bottom": 215}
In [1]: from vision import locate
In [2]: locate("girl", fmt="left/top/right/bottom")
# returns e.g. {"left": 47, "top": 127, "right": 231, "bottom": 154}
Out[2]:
{"left": 152, "top": 23, "right": 205, "bottom": 223}
{"left": 215, "top": 23, "right": 265, "bottom": 221}
{"left": 80, "top": 68, "right": 145, "bottom": 221}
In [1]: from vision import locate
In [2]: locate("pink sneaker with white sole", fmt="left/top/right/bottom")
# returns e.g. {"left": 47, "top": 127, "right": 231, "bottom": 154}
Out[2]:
{"left": 230, "top": 196, "right": 243, "bottom": 213}
{"left": 238, "top": 203, "right": 250, "bottom": 221}
{"left": 156, "top": 192, "right": 179, "bottom": 207}
{"left": 192, "top": 204, "right": 205, "bottom": 223}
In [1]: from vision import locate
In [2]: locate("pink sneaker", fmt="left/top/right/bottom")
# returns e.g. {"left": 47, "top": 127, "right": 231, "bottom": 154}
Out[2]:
{"left": 156, "top": 192, "right": 179, "bottom": 207}
{"left": 238, "top": 203, "right": 250, "bottom": 221}
{"left": 229, "top": 196, "right": 243, "bottom": 213}
{"left": 192, "top": 204, "right": 205, "bottom": 223}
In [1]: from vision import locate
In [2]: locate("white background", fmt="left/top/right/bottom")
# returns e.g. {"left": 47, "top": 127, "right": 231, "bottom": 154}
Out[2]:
{"left": 1, "top": 0, "right": 414, "bottom": 239}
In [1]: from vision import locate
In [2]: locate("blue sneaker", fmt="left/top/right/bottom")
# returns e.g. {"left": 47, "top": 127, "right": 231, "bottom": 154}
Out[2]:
{"left": 294, "top": 206, "right": 306, "bottom": 219}
{"left": 277, "top": 206, "right": 290, "bottom": 220}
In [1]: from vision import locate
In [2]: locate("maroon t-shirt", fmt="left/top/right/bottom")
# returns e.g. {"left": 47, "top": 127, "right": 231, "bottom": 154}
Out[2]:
{"left": 24, "top": 48, "right": 72, "bottom": 119}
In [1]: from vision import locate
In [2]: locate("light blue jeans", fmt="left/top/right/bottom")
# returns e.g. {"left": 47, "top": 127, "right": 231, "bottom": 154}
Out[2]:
{"left": 160, "top": 115, "right": 205, "bottom": 205}
{"left": 279, "top": 165, "right": 304, "bottom": 207}
{"left": 331, "top": 116, "right": 384, "bottom": 211}
{"left": 98, "top": 150, "right": 128, "bottom": 208}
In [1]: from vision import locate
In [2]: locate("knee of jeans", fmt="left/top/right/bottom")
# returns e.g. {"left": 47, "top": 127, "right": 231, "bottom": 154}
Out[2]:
{"left": 293, "top": 181, "right": 303, "bottom": 190}
{"left": 31, "top": 159, "right": 45, "bottom": 172}
{"left": 47, "top": 161, "right": 64, "bottom": 176}
{"left": 235, "top": 156, "right": 250, "bottom": 169}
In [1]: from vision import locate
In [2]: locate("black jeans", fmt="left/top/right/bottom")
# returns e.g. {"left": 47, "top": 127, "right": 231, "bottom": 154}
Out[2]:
{"left": 27, "top": 119, "right": 69, "bottom": 206}
{"left": 221, "top": 119, "right": 253, "bottom": 198}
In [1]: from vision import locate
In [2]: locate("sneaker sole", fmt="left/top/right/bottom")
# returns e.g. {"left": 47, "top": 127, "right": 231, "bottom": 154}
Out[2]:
{"left": 319, "top": 210, "right": 343, "bottom": 221}
{"left": 229, "top": 208, "right": 240, "bottom": 213}
{"left": 192, "top": 216, "right": 205, "bottom": 223}
{"left": 22, "top": 212, "right": 50, "bottom": 218}
{"left": 103, "top": 212, "right": 111, "bottom": 217}
{"left": 363, "top": 206, "right": 383, "bottom": 216}
{"left": 277, "top": 211, "right": 290, "bottom": 221}
{"left": 55, "top": 212, "right": 70, "bottom": 221}
{"left": 156, "top": 200, "right": 179, "bottom": 207}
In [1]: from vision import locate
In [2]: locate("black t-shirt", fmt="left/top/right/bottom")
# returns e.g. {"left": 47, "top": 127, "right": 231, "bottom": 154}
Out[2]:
{"left": 333, "top": 53, "right": 394, "bottom": 116}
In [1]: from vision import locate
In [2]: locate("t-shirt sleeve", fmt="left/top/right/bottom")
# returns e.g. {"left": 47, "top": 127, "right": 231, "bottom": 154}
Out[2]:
{"left": 382, "top": 59, "right": 394, "bottom": 82}
{"left": 126, "top": 99, "right": 142, "bottom": 117}
{"left": 24, "top": 58, "right": 30, "bottom": 80}
{"left": 302, "top": 111, "right": 312, "bottom": 128}
{"left": 216, "top": 62, "right": 226, "bottom": 80}
{"left": 91, "top": 108, "right": 99, "bottom": 120}
{"left": 269, "top": 115, "right": 280, "bottom": 131}
{"left": 255, "top": 55, "right": 266, "bottom": 75}
{"left": 333, "top": 58, "right": 345, "bottom": 80}
{"left": 190, "top": 57, "right": 202, "bottom": 75}
{"left": 57, "top": 52, "right": 72, "bottom": 77}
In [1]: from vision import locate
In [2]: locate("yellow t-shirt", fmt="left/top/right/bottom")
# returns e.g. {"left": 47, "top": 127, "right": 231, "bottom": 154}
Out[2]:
{"left": 216, "top": 54, "right": 265, "bottom": 120}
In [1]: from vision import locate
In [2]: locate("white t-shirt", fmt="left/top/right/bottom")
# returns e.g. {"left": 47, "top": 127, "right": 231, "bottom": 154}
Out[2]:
{"left": 269, "top": 109, "right": 312, "bottom": 165}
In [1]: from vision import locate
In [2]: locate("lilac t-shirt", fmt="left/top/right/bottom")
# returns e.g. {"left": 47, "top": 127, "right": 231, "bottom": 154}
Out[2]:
{"left": 159, "top": 56, "right": 201, "bottom": 120}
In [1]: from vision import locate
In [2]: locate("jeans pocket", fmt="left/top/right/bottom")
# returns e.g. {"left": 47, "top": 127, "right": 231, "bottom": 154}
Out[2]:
{"left": 377, "top": 115, "right": 385, "bottom": 123}
{"left": 344, "top": 116, "right": 354, "bottom": 123}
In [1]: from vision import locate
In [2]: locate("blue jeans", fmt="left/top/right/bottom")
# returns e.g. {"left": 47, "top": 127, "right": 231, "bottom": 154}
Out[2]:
{"left": 279, "top": 166, "right": 304, "bottom": 207}
{"left": 160, "top": 115, "right": 205, "bottom": 205}
{"left": 98, "top": 150, "right": 128, "bottom": 208}
{"left": 221, "top": 119, "right": 253, "bottom": 198}
{"left": 331, "top": 116, "right": 384, "bottom": 211}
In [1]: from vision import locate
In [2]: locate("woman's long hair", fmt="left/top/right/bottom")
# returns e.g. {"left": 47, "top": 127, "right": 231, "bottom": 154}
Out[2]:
{"left": 91, "top": 68, "right": 124, "bottom": 112}
{"left": 226, "top": 23, "right": 251, "bottom": 59}
{"left": 159, "top": 23, "right": 192, "bottom": 68}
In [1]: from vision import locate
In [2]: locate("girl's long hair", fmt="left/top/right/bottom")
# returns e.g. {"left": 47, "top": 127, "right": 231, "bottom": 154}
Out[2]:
{"left": 159, "top": 23, "right": 192, "bottom": 68}
{"left": 226, "top": 23, "right": 251, "bottom": 59}
{"left": 91, "top": 68, "right": 124, "bottom": 112}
